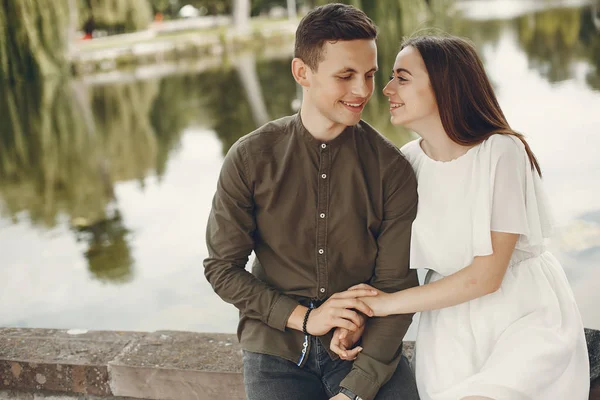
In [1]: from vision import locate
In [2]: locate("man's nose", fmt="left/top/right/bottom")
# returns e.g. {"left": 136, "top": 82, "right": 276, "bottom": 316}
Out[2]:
{"left": 352, "top": 78, "right": 371, "bottom": 97}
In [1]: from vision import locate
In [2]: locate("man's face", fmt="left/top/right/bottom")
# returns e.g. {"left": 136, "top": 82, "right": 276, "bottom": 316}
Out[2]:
{"left": 303, "top": 39, "right": 378, "bottom": 129}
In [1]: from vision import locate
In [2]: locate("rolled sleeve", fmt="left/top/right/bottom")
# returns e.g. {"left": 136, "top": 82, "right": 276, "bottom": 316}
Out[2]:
{"left": 340, "top": 367, "right": 383, "bottom": 400}
{"left": 267, "top": 295, "right": 301, "bottom": 332}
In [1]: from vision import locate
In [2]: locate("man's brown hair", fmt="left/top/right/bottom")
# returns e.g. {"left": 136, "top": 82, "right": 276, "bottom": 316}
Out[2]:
{"left": 294, "top": 3, "right": 378, "bottom": 71}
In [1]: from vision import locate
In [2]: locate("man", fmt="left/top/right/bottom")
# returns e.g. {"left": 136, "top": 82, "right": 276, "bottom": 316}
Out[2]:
{"left": 204, "top": 3, "right": 419, "bottom": 399}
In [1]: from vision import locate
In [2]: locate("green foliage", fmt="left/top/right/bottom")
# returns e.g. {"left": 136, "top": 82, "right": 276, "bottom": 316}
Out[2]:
{"left": 0, "top": 0, "right": 71, "bottom": 83}
{"left": 515, "top": 7, "right": 582, "bottom": 83}
{"left": 78, "top": 0, "right": 152, "bottom": 33}
{"left": 91, "top": 81, "right": 160, "bottom": 182}
{"left": 0, "top": 78, "right": 103, "bottom": 226}
{"left": 579, "top": 7, "right": 600, "bottom": 90}
{"left": 0, "top": 76, "right": 180, "bottom": 283}
{"left": 150, "top": 0, "right": 171, "bottom": 13}
{"left": 74, "top": 210, "right": 134, "bottom": 284}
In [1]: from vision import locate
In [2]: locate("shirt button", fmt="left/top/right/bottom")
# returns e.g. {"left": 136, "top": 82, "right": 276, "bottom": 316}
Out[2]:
{"left": 319, "top": 213, "right": 325, "bottom": 219}
{"left": 318, "top": 249, "right": 324, "bottom": 254}
{"left": 321, "top": 144, "right": 327, "bottom": 149}
{"left": 321, "top": 174, "right": 327, "bottom": 179}
{"left": 319, "top": 288, "right": 326, "bottom": 293}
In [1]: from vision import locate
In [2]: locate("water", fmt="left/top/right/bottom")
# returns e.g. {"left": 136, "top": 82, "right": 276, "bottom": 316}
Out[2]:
{"left": 1, "top": 0, "right": 599, "bottom": 335}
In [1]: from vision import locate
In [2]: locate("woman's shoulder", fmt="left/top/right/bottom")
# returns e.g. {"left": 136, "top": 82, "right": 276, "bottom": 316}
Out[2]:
{"left": 400, "top": 138, "right": 422, "bottom": 164}
{"left": 479, "top": 133, "right": 527, "bottom": 161}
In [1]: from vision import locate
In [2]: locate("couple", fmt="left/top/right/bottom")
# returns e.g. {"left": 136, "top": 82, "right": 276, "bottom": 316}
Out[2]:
{"left": 204, "top": 3, "right": 589, "bottom": 400}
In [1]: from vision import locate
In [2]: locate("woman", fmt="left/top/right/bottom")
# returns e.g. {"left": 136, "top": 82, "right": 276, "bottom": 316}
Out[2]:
{"left": 331, "top": 35, "right": 590, "bottom": 400}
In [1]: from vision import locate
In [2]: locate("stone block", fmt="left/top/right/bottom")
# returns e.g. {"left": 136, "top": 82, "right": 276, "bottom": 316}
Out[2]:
{"left": 108, "top": 331, "right": 244, "bottom": 399}
{"left": 0, "top": 329, "right": 143, "bottom": 396}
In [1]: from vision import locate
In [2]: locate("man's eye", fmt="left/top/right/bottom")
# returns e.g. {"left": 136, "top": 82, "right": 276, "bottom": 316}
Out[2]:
{"left": 366, "top": 75, "right": 375, "bottom": 79}
{"left": 338, "top": 75, "right": 352, "bottom": 80}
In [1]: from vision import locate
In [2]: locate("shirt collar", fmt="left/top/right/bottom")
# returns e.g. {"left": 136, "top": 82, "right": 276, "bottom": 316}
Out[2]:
{"left": 293, "top": 112, "right": 355, "bottom": 148}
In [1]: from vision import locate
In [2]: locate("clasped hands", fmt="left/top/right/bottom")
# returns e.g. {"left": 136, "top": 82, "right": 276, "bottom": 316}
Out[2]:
{"left": 305, "top": 283, "right": 388, "bottom": 361}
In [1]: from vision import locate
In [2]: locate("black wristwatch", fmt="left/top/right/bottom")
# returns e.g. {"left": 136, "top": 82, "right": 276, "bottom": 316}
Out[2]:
{"left": 339, "top": 387, "right": 363, "bottom": 400}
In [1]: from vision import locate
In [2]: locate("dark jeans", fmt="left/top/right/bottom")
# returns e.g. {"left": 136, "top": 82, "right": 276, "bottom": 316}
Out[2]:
{"left": 243, "top": 335, "right": 419, "bottom": 400}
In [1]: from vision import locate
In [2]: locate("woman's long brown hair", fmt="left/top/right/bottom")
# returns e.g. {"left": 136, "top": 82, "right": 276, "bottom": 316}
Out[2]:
{"left": 402, "top": 35, "right": 542, "bottom": 176}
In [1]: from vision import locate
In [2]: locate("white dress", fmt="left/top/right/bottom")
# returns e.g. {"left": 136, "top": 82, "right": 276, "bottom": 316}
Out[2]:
{"left": 401, "top": 134, "right": 590, "bottom": 400}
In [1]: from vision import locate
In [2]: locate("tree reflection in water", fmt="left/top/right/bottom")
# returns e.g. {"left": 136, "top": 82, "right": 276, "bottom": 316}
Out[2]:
{"left": 72, "top": 208, "right": 133, "bottom": 283}
{"left": 1, "top": 0, "right": 599, "bottom": 287}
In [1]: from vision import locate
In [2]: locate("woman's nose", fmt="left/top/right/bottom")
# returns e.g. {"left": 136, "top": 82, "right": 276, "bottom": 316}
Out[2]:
{"left": 383, "top": 80, "right": 394, "bottom": 96}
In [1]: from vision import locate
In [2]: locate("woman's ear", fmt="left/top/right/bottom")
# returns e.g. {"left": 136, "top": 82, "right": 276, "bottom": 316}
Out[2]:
{"left": 291, "top": 58, "right": 310, "bottom": 88}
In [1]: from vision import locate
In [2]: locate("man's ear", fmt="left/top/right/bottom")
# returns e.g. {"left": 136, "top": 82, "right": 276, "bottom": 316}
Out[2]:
{"left": 291, "top": 58, "right": 311, "bottom": 87}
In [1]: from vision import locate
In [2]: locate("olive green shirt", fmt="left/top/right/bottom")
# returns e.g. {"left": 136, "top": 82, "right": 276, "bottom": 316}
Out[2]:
{"left": 204, "top": 113, "right": 418, "bottom": 400}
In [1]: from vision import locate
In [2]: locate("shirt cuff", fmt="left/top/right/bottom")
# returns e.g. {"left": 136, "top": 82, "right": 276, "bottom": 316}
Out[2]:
{"left": 266, "top": 295, "right": 299, "bottom": 332}
{"left": 340, "top": 368, "right": 381, "bottom": 400}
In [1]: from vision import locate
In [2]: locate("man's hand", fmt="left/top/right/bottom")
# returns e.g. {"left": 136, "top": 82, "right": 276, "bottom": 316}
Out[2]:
{"left": 330, "top": 314, "right": 366, "bottom": 360}
{"left": 306, "top": 289, "right": 377, "bottom": 336}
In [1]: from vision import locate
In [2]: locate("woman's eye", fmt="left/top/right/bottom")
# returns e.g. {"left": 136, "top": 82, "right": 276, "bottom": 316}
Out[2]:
{"left": 389, "top": 74, "right": 407, "bottom": 82}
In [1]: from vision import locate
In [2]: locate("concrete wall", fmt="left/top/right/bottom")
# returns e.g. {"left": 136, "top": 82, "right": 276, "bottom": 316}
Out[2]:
{"left": 0, "top": 328, "right": 598, "bottom": 400}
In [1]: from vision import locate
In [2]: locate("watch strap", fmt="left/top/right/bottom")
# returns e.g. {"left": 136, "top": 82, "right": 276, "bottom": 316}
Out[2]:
{"left": 338, "top": 387, "right": 361, "bottom": 400}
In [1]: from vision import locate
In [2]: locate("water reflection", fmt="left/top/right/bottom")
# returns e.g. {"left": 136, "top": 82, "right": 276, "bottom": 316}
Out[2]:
{"left": 73, "top": 209, "right": 133, "bottom": 283}
{"left": 516, "top": 7, "right": 590, "bottom": 84}
{"left": 0, "top": 0, "right": 599, "bottom": 332}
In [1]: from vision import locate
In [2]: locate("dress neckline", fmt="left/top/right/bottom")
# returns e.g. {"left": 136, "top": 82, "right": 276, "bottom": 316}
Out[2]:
{"left": 417, "top": 137, "right": 481, "bottom": 165}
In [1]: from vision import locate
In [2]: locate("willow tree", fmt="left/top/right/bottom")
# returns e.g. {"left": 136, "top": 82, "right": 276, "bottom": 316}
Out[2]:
{"left": 0, "top": 78, "right": 103, "bottom": 227}
{"left": 90, "top": 80, "right": 160, "bottom": 182}
{"left": 0, "top": 0, "right": 73, "bottom": 83}
{"left": 0, "top": 77, "right": 163, "bottom": 284}
{"left": 515, "top": 7, "right": 581, "bottom": 84}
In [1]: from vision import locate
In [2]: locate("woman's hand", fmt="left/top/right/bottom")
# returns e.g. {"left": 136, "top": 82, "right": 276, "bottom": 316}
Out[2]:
{"left": 304, "top": 288, "right": 378, "bottom": 336}
{"left": 348, "top": 283, "right": 391, "bottom": 317}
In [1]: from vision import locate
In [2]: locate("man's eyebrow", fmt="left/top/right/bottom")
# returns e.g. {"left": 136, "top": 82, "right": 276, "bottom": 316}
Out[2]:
{"left": 393, "top": 67, "right": 412, "bottom": 75}
{"left": 336, "top": 67, "right": 379, "bottom": 74}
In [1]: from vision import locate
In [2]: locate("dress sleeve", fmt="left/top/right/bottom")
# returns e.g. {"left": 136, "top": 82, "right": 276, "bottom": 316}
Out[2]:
{"left": 487, "top": 135, "right": 553, "bottom": 249}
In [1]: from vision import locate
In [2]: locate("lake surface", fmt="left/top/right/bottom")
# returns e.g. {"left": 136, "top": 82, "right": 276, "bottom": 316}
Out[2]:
{"left": 1, "top": 0, "right": 599, "bottom": 337}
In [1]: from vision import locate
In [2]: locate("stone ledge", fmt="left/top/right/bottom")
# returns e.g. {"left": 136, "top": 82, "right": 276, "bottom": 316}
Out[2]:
{"left": 0, "top": 328, "right": 293, "bottom": 399}
{"left": 0, "top": 329, "right": 145, "bottom": 397}
{"left": 0, "top": 328, "right": 598, "bottom": 400}
{"left": 0, "top": 389, "right": 139, "bottom": 399}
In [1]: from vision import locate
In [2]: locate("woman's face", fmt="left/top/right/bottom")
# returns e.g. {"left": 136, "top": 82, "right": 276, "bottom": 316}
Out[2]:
{"left": 382, "top": 46, "right": 439, "bottom": 129}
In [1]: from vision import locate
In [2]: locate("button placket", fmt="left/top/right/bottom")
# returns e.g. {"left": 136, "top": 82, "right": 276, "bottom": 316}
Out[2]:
{"left": 315, "top": 143, "right": 330, "bottom": 299}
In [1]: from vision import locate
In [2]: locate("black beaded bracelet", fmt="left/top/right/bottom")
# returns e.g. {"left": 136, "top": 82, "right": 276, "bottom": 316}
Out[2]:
{"left": 302, "top": 307, "right": 313, "bottom": 335}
